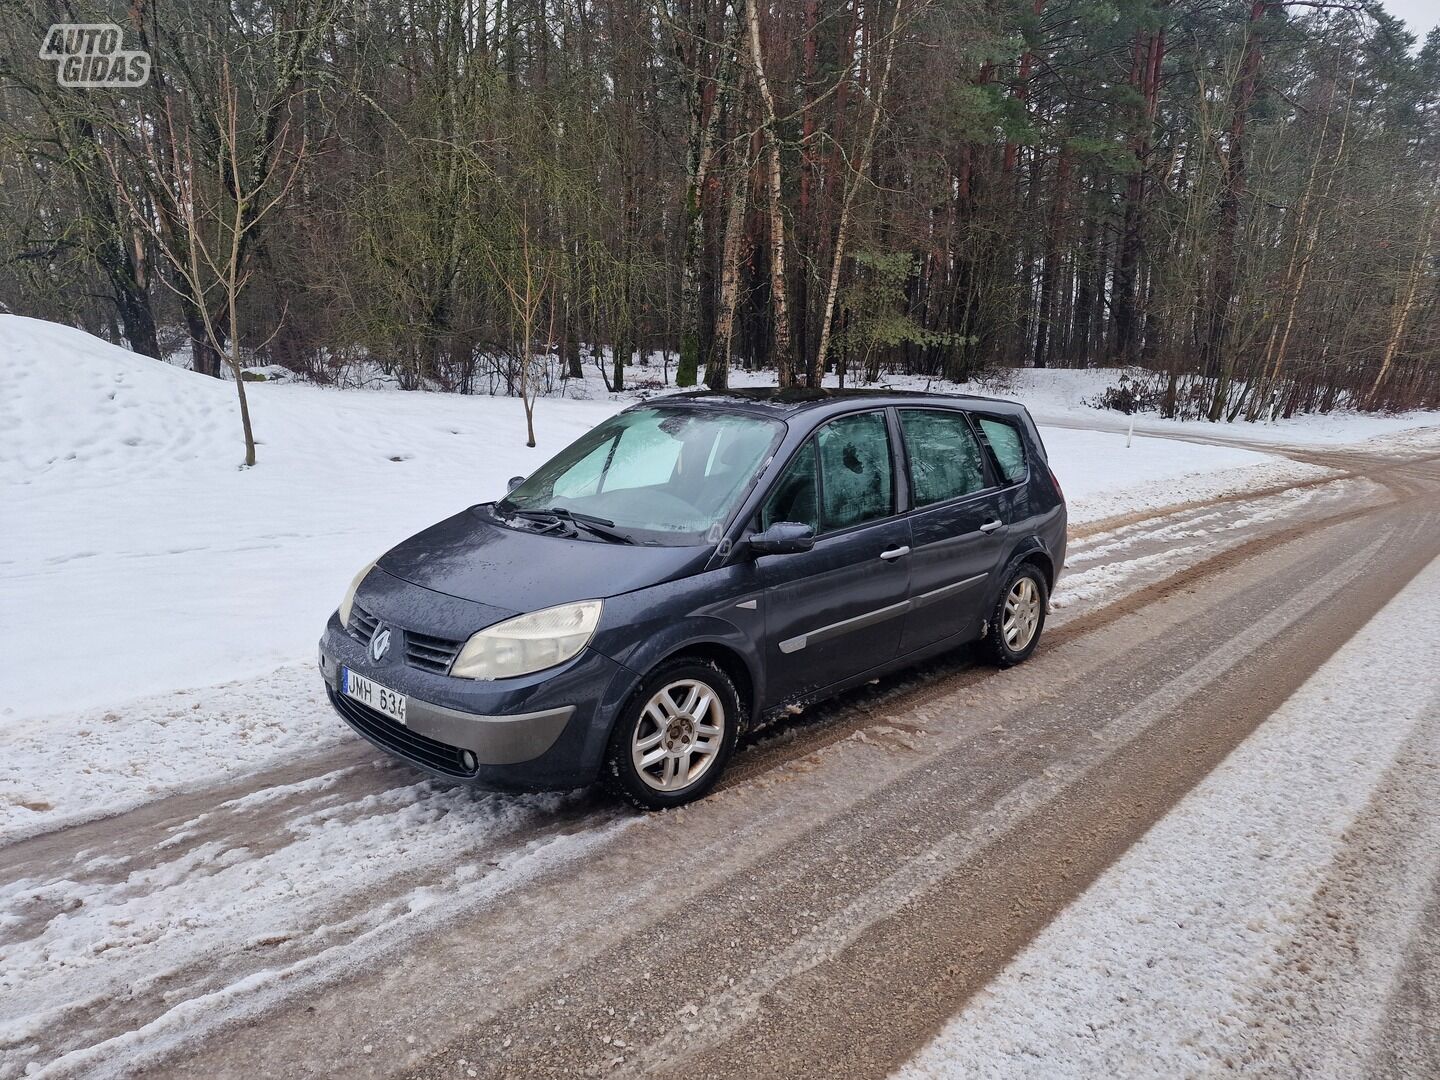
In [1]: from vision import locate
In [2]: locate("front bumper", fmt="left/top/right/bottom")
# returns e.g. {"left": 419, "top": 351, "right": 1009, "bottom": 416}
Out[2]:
{"left": 319, "top": 613, "right": 636, "bottom": 791}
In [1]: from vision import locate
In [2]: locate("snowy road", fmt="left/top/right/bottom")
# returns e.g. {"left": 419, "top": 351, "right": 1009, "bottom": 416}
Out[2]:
{"left": 2, "top": 436, "right": 1437, "bottom": 1079}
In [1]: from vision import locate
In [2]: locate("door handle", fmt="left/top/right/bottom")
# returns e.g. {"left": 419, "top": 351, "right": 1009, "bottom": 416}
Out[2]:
{"left": 879, "top": 546, "right": 911, "bottom": 561}
{"left": 979, "top": 519, "right": 1004, "bottom": 533}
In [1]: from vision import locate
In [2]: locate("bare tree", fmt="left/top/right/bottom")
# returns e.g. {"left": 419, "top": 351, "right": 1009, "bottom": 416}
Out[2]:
{"left": 486, "top": 207, "right": 557, "bottom": 448}
{"left": 104, "top": 67, "right": 305, "bottom": 466}
{"left": 1367, "top": 198, "right": 1439, "bottom": 409}
{"left": 742, "top": 0, "right": 796, "bottom": 386}
{"left": 811, "top": 0, "right": 914, "bottom": 386}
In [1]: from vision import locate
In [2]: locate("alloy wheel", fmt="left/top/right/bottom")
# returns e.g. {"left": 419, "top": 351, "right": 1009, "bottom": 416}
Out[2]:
{"left": 1002, "top": 576, "right": 1041, "bottom": 652}
{"left": 631, "top": 679, "right": 726, "bottom": 792}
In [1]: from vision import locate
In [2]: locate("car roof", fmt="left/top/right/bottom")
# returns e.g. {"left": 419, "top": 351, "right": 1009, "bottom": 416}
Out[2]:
{"left": 633, "top": 386, "right": 1030, "bottom": 420}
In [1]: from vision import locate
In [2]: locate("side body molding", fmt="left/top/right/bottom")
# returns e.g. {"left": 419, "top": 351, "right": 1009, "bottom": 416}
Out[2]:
{"left": 778, "top": 571, "right": 989, "bottom": 654}
{"left": 779, "top": 598, "right": 911, "bottom": 654}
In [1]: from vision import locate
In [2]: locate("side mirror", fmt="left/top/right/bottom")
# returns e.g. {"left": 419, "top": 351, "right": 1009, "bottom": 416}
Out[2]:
{"left": 749, "top": 521, "right": 815, "bottom": 556}
{"left": 506, "top": 475, "right": 526, "bottom": 492}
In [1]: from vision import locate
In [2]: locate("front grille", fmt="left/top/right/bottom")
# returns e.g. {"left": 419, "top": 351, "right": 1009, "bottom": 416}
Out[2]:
{"left": 405, "top": 629, "right": 463, "bottom": 674}
{"left": 348, "top": 604, "right": 380, "bottom": 647}
{"left": 330, "top": 689, "right": 478, "bottom": 778}
{"left": 348, "top": 604, "right": 462, "bottom": 674}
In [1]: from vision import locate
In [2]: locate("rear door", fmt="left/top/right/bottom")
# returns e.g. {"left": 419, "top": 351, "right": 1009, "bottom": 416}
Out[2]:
{"left": 894, "top": 407, "right": 1009, "bottom": 654}
{"left": 756, "top": 410, "right": 912, "bottom": 704}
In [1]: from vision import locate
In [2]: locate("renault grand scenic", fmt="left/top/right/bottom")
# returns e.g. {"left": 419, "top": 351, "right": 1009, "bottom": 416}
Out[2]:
{"left": 319, "top": 388, "right": 1065, "bottom": 808}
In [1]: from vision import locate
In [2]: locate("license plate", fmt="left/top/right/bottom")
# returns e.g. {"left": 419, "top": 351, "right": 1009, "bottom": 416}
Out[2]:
{"left": 342, "top": 667, "right": 407, "bottom": 725}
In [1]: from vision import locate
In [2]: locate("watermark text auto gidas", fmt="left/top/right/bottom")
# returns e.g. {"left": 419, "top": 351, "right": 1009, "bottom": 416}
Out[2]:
{"left": 40, "top": 23, "right": 151, "bottom": 88}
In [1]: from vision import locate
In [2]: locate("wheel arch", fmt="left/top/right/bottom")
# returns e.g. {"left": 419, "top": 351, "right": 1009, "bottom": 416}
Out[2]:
{"left": 977, "top": 538, "right": 1056, "bottom": 628}
{"left": 604, "top": 616, "right": 764, "bottom": 735}
{"left": 650, "top": 640, "right": 758, "bottom": 732}
{"left": 1017, "top": 548, "right": 1055, "bottom": 591}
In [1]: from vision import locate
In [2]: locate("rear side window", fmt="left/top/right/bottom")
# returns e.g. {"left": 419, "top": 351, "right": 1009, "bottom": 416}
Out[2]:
{"left": 977, "top": 417, "right": 1027, "bottom": 483}
{"left": 817, "top": 412, "right": 893, "bottom": 531}
{"left": 898, "top": 409, "right": 988, "bottom": 506}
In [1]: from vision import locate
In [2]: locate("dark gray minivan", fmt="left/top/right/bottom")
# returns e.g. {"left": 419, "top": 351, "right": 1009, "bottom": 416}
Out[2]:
{"left": 319, "top": 388, "right": 1066, "bottom": 808}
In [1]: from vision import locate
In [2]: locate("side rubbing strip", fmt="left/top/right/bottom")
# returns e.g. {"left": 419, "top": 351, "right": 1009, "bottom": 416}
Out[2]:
{"left": 779, "top": 599, "right": 911, "bottom": 654}
{"left": 910, "top": 573, "right": 987, "bottom": 610}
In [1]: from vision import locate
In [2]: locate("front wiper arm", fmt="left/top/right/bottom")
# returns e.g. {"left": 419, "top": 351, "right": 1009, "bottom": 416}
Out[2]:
{"left": 509, "top": 506, "right": 635, "bottom": 545}
{"left": 568, "top": 518, "right": 636, "bottom": 545}
{"left": 505, "top": 508, "right": 570, "bottom": 536}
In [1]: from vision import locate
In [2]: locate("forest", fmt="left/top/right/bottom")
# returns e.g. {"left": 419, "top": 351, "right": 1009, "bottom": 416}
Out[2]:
{"left": 3, "top": 0, "right": 1438, "bottom": 434}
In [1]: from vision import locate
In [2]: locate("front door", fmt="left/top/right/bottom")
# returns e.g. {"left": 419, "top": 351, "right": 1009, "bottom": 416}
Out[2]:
{"left": 755, "top": 411, "right": 912, "bottom": 704}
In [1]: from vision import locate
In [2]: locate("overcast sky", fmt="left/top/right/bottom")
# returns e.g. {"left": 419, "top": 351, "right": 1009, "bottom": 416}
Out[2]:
{"left": 1382, "top": 0, "right": 1439, "bottom": 41}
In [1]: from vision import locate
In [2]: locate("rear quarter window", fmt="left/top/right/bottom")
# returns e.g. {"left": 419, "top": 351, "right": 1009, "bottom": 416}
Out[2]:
{"left": 977, "top": 417, "right": 1027, "bottom": 484}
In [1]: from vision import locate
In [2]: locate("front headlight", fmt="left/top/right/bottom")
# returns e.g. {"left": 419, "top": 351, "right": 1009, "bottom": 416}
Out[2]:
{"left": 451, "top": 600, "right": 603, "bottom": 680}
{"left": 337, "top": 558, "right": 378, "bottom": 627}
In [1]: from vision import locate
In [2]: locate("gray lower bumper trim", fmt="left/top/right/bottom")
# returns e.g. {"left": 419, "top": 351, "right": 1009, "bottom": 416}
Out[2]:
{"left": 408, "top": 698, "right": 576, "bottom": 765}
{"left": 326, "top": 662, "right": 574, "bottom": 764}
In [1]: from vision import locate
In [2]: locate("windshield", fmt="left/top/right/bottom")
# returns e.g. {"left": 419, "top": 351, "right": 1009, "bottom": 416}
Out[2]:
{"left": 496, "top": 407, "right": 784, "bottom": 544}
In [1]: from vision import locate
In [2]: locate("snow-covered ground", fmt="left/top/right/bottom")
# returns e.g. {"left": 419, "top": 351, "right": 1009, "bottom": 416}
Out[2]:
{"left": 552, "top": 357, "right": 1440, "bottom": 447}
{"left": 1, "top": 316, "right": 1432, "bottom": 841}
{"left": 967, "top": 366, "right": 1440, "bottom": 447}
{"left": 0, "top": 777, "right": 631, "bottom": 1079}
{"left": 898, "top": 554, "right": 1440, "bottom": 1079}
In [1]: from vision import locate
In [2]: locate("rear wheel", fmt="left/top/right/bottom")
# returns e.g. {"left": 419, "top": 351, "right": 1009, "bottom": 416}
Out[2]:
{"left": 603, "top": 658, "right": 741, "bottom": 810}
{"left": 978, "top": 562, "right": 1048, "bottom": 668}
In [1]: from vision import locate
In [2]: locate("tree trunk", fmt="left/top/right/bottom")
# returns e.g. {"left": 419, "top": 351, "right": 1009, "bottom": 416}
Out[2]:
{"left": 1367, "top": 202, "right": 1437, "bottom": 409}
{"left": 672, "top": 9, "right": 724, "bottom": 389}
{"left": 1033, "top": 144, "right": 1072, "bottom": 369}
{"left": 185, "top": 301, "right": 225, "bottom": 378}
{"left": 1113, "top": 25, "right": 1164, "bottom": 365}
{"left": 1003, "top": 0, "right": 1045, "bottom": 174}
{"left": 1204, "top": 0, "right": 1266, "bottom": 419}
{"left": 230, "top": 361, "right": 257, "bottom": 467}
{"left": 743, "top": 0, "right": 796, "bottom": 385}
{"left": 708, "top": 161, "right": 750, "bottom": 390}
{"left": 812, "top": 0, "right": 908, "bottom": 386}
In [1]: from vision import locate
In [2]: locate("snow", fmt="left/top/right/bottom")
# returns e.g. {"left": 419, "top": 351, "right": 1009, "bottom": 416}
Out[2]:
{"left": 0, "top": 666, "right": 346, "bottom": 841}
{"left": 0, "top": 317, "right": 1401, "bottom": 840}
{"left": 1, "top": 315, "right": 617, "bottom": 723}
{"left": 0, "top": 777, "right": 630, "bottom": 1079}
{"left": 897, "top": 554, "right": 1440, "bottom": 1079}
{"left": 884, "top": 365, "right": 1440, "bottom": 448}
{"left": 1036, "top": 430, "right": 1317, "bottom": 524}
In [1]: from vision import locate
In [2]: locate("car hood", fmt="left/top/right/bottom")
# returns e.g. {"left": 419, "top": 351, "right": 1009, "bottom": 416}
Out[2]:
{"left": 376, "top": 506, "right": 710, "bottom": 611}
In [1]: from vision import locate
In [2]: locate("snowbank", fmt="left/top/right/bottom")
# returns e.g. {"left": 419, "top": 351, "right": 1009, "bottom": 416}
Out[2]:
{"left": 1, "top": 316, "right": 617, "bottom": 722}
{"left": 994, "top": 366, "right": 1440, "bottom": 447}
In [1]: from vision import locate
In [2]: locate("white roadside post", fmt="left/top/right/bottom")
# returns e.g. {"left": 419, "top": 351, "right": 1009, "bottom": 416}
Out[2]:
{"left": 1127, "top": 412, "right": 1135, "bottom": 448}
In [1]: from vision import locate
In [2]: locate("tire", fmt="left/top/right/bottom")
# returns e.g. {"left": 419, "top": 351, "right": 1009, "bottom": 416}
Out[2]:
{"left": 978, "top": 561, "right": 1049, "bottom": 668}
{"left": 602, "top": 657, "right": 743, "bottom": 810}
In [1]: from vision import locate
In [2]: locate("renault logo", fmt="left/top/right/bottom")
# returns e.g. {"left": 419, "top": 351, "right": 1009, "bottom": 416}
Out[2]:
{"left": 370, "top": 626, "right": 392, "bottom": 662}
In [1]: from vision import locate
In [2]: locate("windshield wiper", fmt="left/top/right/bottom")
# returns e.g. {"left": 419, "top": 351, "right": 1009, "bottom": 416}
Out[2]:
{"left": 507, "top": 506, "right": 635, "bottom": 545}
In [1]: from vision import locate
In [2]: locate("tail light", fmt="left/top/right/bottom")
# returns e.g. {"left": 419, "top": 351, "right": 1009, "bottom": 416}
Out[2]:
{"left": 1049, "top": 466, "right": 1065, "bottom": 504}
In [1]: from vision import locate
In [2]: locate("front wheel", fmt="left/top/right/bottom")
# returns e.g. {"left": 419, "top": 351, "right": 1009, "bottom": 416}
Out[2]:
{"left": 603, "top": 658, "right": 742, "bottom": 810}
{"left": 978, "top": 563, "right": 1049, "bottom": 668}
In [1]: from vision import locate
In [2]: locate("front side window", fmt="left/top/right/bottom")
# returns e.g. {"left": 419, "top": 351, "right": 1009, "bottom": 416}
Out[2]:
{"left": 816, "top": 412, "right": 893, "bottom": 531}
{"left": 898, "top": 409, "right": 988, "bottom": 506}
{"left": 977, "top": 417, "right": 1027, "bottom": 483}
{"left": 759, "top": 441, "right": 819, "bottom": 532}
{"left": 500, "top": 407, "right": 783, "bottom": 543}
